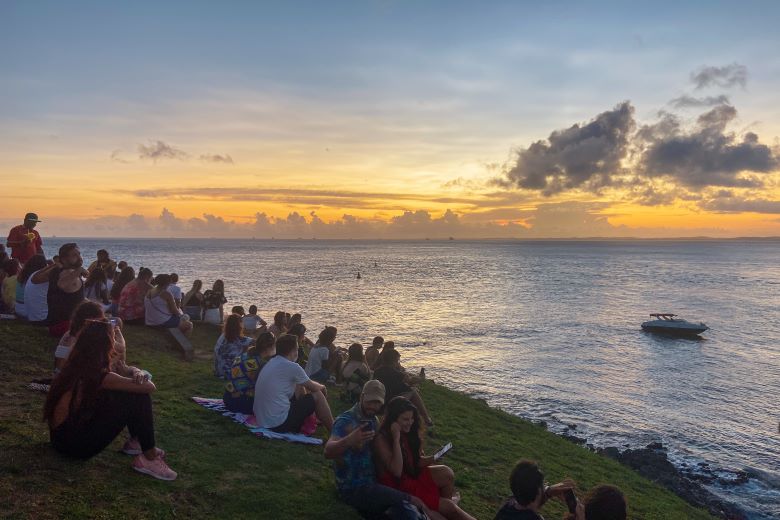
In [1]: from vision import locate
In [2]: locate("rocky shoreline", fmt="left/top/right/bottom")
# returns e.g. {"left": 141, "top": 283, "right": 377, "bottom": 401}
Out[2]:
{"left": 551, "top": 422, "right": 748, "bottom": 519}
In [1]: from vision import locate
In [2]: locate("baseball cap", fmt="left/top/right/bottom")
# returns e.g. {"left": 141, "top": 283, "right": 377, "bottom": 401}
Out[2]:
{"left": 24, "top": 213, "right": 42, "bottom": 222}
{"left": 362, "top": 380, "right": 386, "bottom": 404}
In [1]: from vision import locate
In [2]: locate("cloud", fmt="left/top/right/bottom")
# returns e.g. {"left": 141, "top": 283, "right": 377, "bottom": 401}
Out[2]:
{"left": 199, "top": 153, "right": 234, "bottom": 164}
{"left": 159, "top": 207, "right": 184, "bottom": 230}
{"left": 637, "top": 105, "right": 778, "bottom": 188}
{"left": 700, "top": 195, "right": 780, "bottom": 214}
{"left": 668, "top": 94, "right": 730, "bottom": 109}
{"left": 138, "top": 140, "right": 188, "bottom": 161}
{"left": 691, "top": 63, "right": 747, "bottom": 90}
{"left": 126, "top": 213, "right": 149, "bottom": 230}
{"left": 110, "top": 149, "right": 131, "bottom": 163}
{"left": 503, "top": 102, "right": 635, "bottom": 196}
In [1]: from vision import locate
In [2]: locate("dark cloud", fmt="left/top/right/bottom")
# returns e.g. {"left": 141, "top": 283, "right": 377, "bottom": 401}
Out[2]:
{"left": 700, "top": 196, "right": 780, "bottom": 214}
{"left": 199, "top": 153, "right": 234, "bottom": 164}
{"left": 138, "top": 140, "right": 188, "bottom": 161}
{"left": 503, "top": 102, "right": 635, "bottom": 196}
{"left": 637, "top": 105, "right": 778, "bottom": 188}
{"left": 669, "top": 94, "right": 730, "bottom": 109}
{"left": 691, "top": 63, "right": 747, "bottom": 90}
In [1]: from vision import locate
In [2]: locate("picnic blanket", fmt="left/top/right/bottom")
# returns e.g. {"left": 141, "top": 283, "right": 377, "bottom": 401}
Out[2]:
{"left": 191, "top": 397, "right": 323, "bottom": 446}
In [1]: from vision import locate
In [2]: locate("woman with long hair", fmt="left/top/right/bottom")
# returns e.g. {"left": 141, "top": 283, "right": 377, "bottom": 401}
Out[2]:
{"left": 268, "top": 310, "right": 288, "bottom": 338}
{"left": 119, "top": 267, "right": 153, "bottom": 324}
{"left": 222, "top": 331, "right": 276, "bottom": 414}
{"left": 43, "top": 321, "right": 177, "bottom": 480}
{"left": 202, "top": 279, "right": 227, "bottom": 325}
{"left": 84, "top": 267, "right": 109, "bottom": 306}
{"left": 374, "top": 397, "right": 474, "bottom": 520}
{"left": 181, "top": 279, "right": 204, "bottom": 321}
{"left": 109, "top": 266, "right": 135, "bottom": 315}
{"left": 213, "top": 313, "right": 255, "bottom": 379}
{"left": 305, "top": 325, "right": 339, "bottom": 384}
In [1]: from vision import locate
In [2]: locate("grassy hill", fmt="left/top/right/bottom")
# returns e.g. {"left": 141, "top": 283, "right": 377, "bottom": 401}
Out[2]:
{"left": 0, "top": 321, "right": 715, "bottom": 519}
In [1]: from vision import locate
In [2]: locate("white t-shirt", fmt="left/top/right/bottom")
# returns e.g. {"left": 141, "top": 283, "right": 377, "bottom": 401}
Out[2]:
{"left": 24, "top": 272, "right": 49, "bottom": 322}
{"left": 167, "top": 284, "right": 183, "bottom": 303}
{"left": 305, "top": 345, "right": 330, "bottom": 376}
{"left": 253, "top": 355, "right": 310, "bottom": 428}
{"left": 242, "top": 314, "right": 263, "bottom": 331}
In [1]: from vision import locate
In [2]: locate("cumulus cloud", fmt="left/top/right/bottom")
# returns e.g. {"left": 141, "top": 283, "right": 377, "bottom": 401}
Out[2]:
{"left": 503, "top": 102, "right": 635, "bottom": 196}
{"left": 138, "top": 140, "right": 188, "bottom": 161}
{"left": 637, "top": 104, "right": 778, "bottom": 188}
{"left": 700, "top": 195, "right": 780, "bottom": 214}
{"left": 199, "top": 153, "right": 234, "bottom": 164}
{"left": 159, "top": 207, "right": 184, "bottom": 231}
{"left": 668, "top": 94, "right": 730, "bottom": 109}
{"left": 691, "top": 63, "right": 748, "bottom": 90}
{"left": 126, "top": 213, "right": 149, "bottom": 230}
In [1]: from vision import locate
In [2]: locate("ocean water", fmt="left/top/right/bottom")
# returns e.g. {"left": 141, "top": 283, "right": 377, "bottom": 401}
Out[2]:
{"left": 44, "top": 238, "right": 780, "bottom": 518}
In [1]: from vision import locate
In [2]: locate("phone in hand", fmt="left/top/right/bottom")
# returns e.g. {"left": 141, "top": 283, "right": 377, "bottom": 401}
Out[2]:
{"left": 108, "top": 317, "right": 119, "bottom": 328}
{"left": 433, "top": 442, "right": 452, "bottom": 461}
{"left": 360, "top": 420, "right": 374, "bottom": 432}
{"left": 564, "top": 489, "right": 578, "bottom": 514}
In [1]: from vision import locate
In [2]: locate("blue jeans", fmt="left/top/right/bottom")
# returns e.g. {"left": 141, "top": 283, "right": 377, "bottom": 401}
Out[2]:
{"left": 309, "top": 367, "right": 330, "bottom": 384}
{"left": 339, "top": 483, "right": 421, "bottom": 519}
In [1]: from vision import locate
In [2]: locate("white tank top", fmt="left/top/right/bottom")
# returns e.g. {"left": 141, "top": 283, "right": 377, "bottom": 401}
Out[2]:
{"left": 144, "top": 291, "right": 173, "bottom": 326}
{"left": 24, "top": 271, "right": 49, "bottom": 322}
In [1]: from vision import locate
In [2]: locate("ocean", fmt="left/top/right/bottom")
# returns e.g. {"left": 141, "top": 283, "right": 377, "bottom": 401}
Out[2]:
{"left": 43, "top": 238, "right": 780, "bottom": 518}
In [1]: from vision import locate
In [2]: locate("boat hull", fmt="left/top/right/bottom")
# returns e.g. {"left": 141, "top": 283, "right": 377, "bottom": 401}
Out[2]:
{"left": 641, "top": 323, "right": 708, "bottom": 337}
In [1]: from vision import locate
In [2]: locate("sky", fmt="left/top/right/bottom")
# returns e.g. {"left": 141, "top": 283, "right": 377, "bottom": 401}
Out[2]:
{"left": 2, "top": 1, "right": 780, "bottom": 238}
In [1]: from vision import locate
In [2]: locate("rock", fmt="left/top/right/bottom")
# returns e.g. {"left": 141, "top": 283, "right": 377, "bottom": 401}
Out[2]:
{"left": 561, "top": 433, "right": 587, "bottom": 445}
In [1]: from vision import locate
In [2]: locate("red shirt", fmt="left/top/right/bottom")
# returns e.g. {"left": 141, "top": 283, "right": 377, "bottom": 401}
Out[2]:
{"left": 6, "top": 225, "right": 42, "bottom": 264}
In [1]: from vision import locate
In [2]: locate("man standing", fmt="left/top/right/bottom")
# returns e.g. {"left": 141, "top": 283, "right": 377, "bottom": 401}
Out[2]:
{"left": 47, "top": 243, "right": 86, "bottom": 336}
{"left": 6, "top": 213, "right": 44, "bottom": 265}
{"left": 325, "top": 380, "right": 430, "bottom": 519}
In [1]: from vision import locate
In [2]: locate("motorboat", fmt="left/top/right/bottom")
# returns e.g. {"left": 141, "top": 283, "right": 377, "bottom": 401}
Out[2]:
{"left": 641, "top": 313, "right": 708, "bottom": 337}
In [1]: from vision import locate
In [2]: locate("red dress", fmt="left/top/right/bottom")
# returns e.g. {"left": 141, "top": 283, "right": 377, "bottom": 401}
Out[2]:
{"left": 378, "top": 435, "right": 440, "bottom": 511}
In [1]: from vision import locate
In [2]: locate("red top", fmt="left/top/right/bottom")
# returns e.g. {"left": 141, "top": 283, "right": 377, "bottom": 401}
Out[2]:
{"left": 6, "top": 225, "right": 42, "bottom": 264}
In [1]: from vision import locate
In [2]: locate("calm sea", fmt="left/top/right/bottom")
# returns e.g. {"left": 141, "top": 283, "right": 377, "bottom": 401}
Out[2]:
{"left": 44, "top": 238, "right": 780, "bottom": 518}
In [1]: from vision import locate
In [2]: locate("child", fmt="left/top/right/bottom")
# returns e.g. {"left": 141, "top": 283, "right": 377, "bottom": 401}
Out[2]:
{"left": 242, "top": 305, "right": 267, "bottom": 337}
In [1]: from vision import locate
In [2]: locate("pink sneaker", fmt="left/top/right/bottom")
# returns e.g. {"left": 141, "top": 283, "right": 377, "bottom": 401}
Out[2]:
{"left": 132, "top": 455, "right": 177, "bottom": 481}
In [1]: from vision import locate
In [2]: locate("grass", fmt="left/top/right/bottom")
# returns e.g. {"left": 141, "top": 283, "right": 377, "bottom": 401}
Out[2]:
{"left": 0, "top": 321, "right": 716, "bottom": 520}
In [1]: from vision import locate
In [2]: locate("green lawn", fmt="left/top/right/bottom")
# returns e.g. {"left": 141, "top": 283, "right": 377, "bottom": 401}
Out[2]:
{"left": 0, "top": 321, "right": 715, "bottom": 519}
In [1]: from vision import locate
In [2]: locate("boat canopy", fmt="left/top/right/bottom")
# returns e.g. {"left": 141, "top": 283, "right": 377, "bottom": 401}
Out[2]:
{"left": 649, "top": 313, "right": 677, "bottom": 319}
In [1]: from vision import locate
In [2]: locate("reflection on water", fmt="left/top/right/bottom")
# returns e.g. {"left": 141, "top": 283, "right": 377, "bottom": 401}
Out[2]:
{"left": 45, "top": 238, "right": 780, "bottom": 519}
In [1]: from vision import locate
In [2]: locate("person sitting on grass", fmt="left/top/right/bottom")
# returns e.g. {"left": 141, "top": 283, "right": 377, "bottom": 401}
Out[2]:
{"left": 47, "top": 243, "right": 87, "bottom": 337}
{"left": 342, "top": 343, "right": 371, "bottom": 403}
{"left": 22, "top": 255, "right": 56, "bottom": 323}
{"left": 325, "top": 380, "right": 430, "bottom": 520}
{"left": 87, "top": 249, "right": 117, "bottom": 274}
{"left": 242, "top": 304, "right": 267, "bottom": 337}
{"left": 494, "top": 460, "right": 578, "bottom": 520}
{"left": 109, "top": 266, "right": 134, "bottom": 314}
{"left": 119, "top": 267, "right": 152, "bottom": 325}
{"left": 253, "top": 334, "right": 333, "bottom": 434}
{"left": 374, "top": 396, "right": 475, "bottom": 520}
{"left": 374, "top": 349, "right": 433, "bottom": 427}
{"left": 214, "top": 313, "right": 255, "bottom": 379}
{"left": 166, "top": 273, "right": 182, "bottom": 308}
{"left": 43, "top": 321, "right": 177, "bottom": 481}
{"left": 83, "top": 267, "right": 110, "bottom": 307}
{"left": 288, "top": 323, "right": 312, "bottom": 368}
{"left": 365, "top": 335, "right": 383, "bottom": 369}
{"left": 268, "top": 310, "right": 288, "bottom": 338}
{"left": 144, "top": 274, "right": 193, "bottom": 336}
{"left": 305, "top": 326, "right": 338, "bottom": 384}
{"left": 181, "top": 279, "right": 204, "bottom": 321}
{"left": 223, "top": 331, "right": 276, "bottom": 414}
{"left": 202, "top": 279, "right": 227, "bottom": 325}
{"left": 1, "top": 259, "right": 19, "bottom": 314}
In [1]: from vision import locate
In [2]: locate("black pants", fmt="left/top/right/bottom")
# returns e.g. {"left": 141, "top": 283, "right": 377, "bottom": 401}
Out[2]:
{"left": 51, "top": 390, "right": 156, "bottom": 459}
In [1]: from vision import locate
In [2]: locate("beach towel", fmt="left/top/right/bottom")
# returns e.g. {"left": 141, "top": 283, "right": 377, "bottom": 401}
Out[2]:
{"left": 191, "top": 397, "right": 323, "bottom": 446}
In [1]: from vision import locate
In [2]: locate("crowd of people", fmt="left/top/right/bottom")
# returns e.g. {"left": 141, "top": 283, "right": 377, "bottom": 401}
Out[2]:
{"left": 3, "top": 213, "right": 630, "bottom": 519}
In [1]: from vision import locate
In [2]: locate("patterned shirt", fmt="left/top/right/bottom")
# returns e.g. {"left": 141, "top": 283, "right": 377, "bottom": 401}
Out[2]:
{"left": 214, "top": 334, "right": 254, "bottom": 379}
{"left": 332, "top": 403, "right": 379, "bottom": 492}
{"left": 118, "top": 281, "right": 146, "bottom": 321}
{"left": 224, "top": 352, "right": 267, "bottom": 398}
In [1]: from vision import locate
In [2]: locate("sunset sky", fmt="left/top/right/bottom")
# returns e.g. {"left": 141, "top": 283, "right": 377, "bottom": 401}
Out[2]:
{"left": 2, "top": 1, "right": 780, "bottom": 238}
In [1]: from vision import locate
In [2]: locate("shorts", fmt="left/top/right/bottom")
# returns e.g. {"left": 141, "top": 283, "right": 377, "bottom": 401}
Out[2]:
{"left": 159, "top": 314, "right": 181, "bottom": 328}
{"left": 271, "top": 393, "right": 316, "bottom": 433}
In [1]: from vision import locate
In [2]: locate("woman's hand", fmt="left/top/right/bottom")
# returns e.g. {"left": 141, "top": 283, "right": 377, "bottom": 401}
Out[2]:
{"left": 132, "top": 369, "right": 149, "bottom": 385}
{"left": 391, "top": 421, "right": 402, "bottom": 442}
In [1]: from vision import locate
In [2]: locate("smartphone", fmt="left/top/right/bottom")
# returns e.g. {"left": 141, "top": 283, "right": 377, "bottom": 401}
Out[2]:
{"left": 108, "top": 317, "right": 119, "bottom": 328}
{"left": 360, "top": 420, "right": 374, "bottom": 432}
{"left": 433, "top": 442, "right": 452, "bottom": 461}
{"left": 564, "top": 489, "right": 577, "bottom": 514}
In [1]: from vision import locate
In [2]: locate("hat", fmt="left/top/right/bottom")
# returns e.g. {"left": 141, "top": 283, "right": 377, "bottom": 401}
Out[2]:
{"left": 24, "top": 213, "right": 41, "bottom": 222}
{"left": 362, "top": 380, "right": 386, "bottom": 404}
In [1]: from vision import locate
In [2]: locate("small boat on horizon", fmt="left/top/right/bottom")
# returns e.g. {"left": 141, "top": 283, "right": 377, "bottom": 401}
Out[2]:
{"left": 641, "top": 313, "right": 708, "bottom": 337}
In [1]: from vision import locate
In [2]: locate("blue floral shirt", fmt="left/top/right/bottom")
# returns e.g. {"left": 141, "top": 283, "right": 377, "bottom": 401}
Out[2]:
{"left": 332, "top": 403, "right": 379, "bottom": 492}
{"left": 214, "top": 334, "right": 254, "bottom": 379}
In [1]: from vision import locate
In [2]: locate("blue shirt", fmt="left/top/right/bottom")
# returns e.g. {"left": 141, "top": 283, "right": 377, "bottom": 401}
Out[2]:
{"left": 332, "top": 403, "right": 379, "bottom": 492}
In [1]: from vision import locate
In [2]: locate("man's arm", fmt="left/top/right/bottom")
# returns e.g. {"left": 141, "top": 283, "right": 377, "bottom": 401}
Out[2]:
{"left": 324, "top": 423, "right": 373, "bottom": 459}
{"left": 30, "top": 262, "right": 59, "bottom": 284}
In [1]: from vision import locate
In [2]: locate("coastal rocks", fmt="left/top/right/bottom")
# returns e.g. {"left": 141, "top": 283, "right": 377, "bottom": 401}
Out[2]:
{"left": 596, "top": 443, "right": 747, "bottom": 520}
